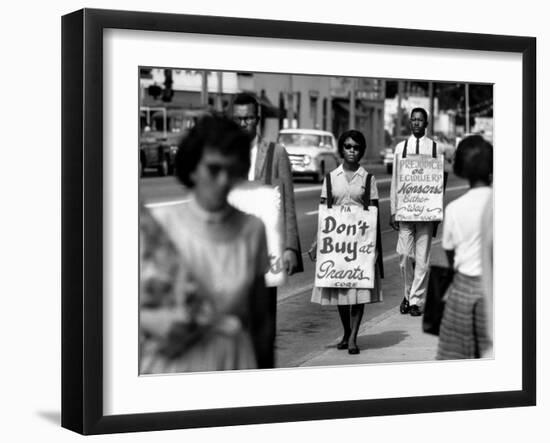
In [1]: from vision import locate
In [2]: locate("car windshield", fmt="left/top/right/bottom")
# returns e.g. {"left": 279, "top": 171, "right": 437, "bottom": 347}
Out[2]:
{"left": 278, "top": 133, "right": 323, "bottom": 147}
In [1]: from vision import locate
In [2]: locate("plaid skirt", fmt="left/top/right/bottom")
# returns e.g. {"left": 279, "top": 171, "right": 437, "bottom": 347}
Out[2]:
{"left": 436, "top": 272, "right": 490, "bottom": 360}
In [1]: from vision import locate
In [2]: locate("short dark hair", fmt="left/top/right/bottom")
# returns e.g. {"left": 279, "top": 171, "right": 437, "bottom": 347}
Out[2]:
{"left": 410, "top": 107, "right": 428, "bottom": 121}
{"left": 453, "top": 134, "right": 493, "bottom": 184}
{"left": 337, "top": 130, "right": 367, "bottom": 159}
{"left": 175, "top": 115, "right": 251, "bottom": 188}
{"left": 232, "top": 92, "right": 259, "bottom": 116}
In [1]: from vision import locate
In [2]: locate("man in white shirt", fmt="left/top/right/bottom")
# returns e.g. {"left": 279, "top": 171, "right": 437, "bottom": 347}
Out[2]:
{"left": 231, "top": 92, "right": 303, "bottom": 368}
{"left": 389, "top": 108, "right": 443, "bottom": 317}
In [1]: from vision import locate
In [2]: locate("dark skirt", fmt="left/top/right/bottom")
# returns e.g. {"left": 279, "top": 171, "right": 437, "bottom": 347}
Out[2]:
{"left": 436, "top": 272, "right": 490, "bottom": 360}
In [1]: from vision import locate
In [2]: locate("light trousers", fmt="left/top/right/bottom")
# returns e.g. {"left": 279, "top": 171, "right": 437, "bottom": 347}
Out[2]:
{"left": 397, "top": 222, "right": 434, "bottom": 308}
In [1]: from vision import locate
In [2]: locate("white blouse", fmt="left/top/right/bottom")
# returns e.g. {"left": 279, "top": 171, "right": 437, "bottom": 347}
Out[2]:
{"left": 442, "top": 187, "right": 493, "bottom": 276}
{"left": 320, "top": 165, "right": 379, "bottom": 206}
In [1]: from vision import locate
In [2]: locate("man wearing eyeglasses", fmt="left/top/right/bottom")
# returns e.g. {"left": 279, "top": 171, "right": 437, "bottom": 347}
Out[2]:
{"left": 389, "top": 107, "right": 444, "bottom": 317}
{"left": 231, "top": 92, "right": 303, "bottom": 368}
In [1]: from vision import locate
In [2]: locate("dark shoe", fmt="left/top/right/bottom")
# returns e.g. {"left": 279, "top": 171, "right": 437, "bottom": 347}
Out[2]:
{"left": 409, "top": 305, "right": 422, "bottom": 317}
{"left": 336, "top": 340, "right": 349, "bottom": 350}
{"left": 348, "top": 345, "right": 360, "bottom": 355}
{"left": 399, "top": 297, "right": 410, "bottom": 314}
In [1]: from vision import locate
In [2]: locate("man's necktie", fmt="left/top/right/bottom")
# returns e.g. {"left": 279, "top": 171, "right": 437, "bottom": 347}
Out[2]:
{"left": 416, "top": 138, "right": 420, "bottom": 154}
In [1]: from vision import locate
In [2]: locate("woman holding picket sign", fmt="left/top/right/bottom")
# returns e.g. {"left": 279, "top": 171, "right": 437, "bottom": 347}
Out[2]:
{"left": 309, "top": 130, "right": 384, "bottom": 355}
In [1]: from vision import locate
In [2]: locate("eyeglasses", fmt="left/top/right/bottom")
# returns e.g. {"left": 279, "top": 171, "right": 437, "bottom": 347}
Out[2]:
{"left": 342, "top": 143, "right": 362, "bottom": 151}
{"left": 233, "top": 116, "right": 258, "bottom": 124}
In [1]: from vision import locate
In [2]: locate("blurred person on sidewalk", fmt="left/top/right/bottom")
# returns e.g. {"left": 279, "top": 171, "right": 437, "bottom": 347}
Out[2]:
{"left": 480, "top": 187, "right": 494, "bottom": 358}
{"left": 389, "top": 108, "right": 445, "bottom": 317}
{"left": 231, "top": 92, "right": 303, "bottom": 368}
{"left": 436, "top": 135, "right": 493, "bottom": 360}
{"left": 309, "top": 130, "right": 384, "bottom": 355}
{"left": 139, "top": 115, "right": 271, "bottom": 373}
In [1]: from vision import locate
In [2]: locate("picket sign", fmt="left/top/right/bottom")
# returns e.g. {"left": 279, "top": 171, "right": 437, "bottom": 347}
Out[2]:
{"left": 314, "top": 204, "right": 378, "bottom": 289}
{"left": 395, "top": 153, "right": 445, "bottom": 222}
{"left": 228, "top": 181, "right": 286, "bottom": 287}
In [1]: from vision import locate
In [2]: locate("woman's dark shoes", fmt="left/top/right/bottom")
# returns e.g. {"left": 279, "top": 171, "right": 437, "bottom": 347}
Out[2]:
{"left": 336, "top": 339, "right": 349, "bottom": 350}
{"left": 409, "top": 305, "right": 422, "bottom": 317}
{"left": 399, "top": 297, "right": 410, "bottom": 314}
{"left": 348, "top": 345, "right": 360, "bottom": 355}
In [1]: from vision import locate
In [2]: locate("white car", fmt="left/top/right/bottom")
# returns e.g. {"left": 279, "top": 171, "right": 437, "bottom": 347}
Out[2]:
{"left": 277, "top": 129, "right": 340, "bottom": 182}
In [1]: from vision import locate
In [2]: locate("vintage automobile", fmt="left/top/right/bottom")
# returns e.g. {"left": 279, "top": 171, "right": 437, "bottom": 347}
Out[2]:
{"left": 382, "top": 136, "right": 407, "bottom": 174}
{"left": 277, "top": 129, "right": 340, "bottom": 182}
{"left": 139, "top": 107, "right": 207, "bottom": 177}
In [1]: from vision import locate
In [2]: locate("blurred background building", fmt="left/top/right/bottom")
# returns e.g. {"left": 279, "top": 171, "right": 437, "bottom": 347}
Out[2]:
{"left": 139, "top": 68, "right": 493, "bottom": 165}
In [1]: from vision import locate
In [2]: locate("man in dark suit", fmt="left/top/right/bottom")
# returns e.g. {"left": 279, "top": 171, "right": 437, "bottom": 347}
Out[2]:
{"left": 231, "top": 92, "right": 303, "bottom": 368}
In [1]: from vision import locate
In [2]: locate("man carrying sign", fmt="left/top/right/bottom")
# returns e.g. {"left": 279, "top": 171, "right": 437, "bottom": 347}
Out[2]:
{"left": 231, "top": 92, "right": 303, "bottom": 368}
{"left": 390, "top": 108, "right": 445, "bottom": 317}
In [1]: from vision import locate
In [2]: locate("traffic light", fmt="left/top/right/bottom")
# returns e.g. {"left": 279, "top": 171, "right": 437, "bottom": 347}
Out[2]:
{"left": 147, "top": 84, "right": 162, "bottom": 99}
{"left": 162, "top": 69, "right": 173, "bottom": 102}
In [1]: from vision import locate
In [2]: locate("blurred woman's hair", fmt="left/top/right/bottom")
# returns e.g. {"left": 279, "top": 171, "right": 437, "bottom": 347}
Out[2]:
{"left": 453, "top": 134, "right": 493, "bottom": 185}
{"left": 175, "top": 115, "right": 250, "bottom": 188}
{"left": 337, "top": 129, "right": 367, "bottom": 159}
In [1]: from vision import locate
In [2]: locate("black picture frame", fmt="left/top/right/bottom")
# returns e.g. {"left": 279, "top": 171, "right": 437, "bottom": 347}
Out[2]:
{"left": 61, "top": 8, "right": 536, "bottom": 435}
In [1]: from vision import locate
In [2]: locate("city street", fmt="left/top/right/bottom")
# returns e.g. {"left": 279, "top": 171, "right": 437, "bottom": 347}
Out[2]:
{"left": 141, "top": 163, "right": 469, "bottom": 368}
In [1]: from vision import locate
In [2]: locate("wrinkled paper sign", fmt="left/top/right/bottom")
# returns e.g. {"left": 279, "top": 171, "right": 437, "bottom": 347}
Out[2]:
{"left": 314, "top": 204, "right": 377, "bottom": 289}
{"left": 229, "top": 182, "right": 286, "bottom": 287}
{"left": 395, "top": 154, "right": 445, "bottom": 222}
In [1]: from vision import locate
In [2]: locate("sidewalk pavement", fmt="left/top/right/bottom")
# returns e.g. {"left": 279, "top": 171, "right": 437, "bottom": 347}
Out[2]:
{"left": 299, "top": 306, "right": 439, "bottom": 367}
{"left": 294, "top": 240, "right": 447, "bottom": 368}
{"left": 282, "top": 225, "right": 449, "bottom": 368}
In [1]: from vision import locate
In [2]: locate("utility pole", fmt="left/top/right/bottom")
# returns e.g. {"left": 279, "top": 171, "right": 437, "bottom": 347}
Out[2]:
{"left": 286, "top": 75, "right": 294, "bottom": 128}
{"left": 201, "top": 71, "right": 208, "bottom": 108}
{"left": 396, "top": 80, "right": 404, "bottom": 136}
{"left": 465, "top": 83, "right": 470, "bottom": 133}
{"left": 216, "top": 71, "right": 223, "bottom": 112}
{"left": 428, "top": 81, "right": 435, "bottom": 135}
{"left": 349, "top": 78, "right": 356, "bottom": 130}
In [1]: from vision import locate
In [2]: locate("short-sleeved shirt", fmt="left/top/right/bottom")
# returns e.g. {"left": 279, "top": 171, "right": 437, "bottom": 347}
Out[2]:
{"left": 442, "top": 187, "right": 492, "bottom": 276}
{"left": 321, "top": 165, "right": 378, "bottom": 206}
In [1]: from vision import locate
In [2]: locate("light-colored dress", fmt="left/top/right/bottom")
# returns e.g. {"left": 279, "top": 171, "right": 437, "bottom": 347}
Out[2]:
{"left": 139, "top": 197, "right": 268, "bottom": 374}
{"left": 311, "top": 165, "right": 383, "bottom": 305}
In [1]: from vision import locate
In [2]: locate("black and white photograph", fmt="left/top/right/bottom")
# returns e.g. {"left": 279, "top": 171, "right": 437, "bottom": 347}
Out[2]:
{"left": 56, "top": 6, "right": 537, "bottom": 436}
{"left": 138, "top": 67, "right": 495, "bottom": 374}
{"left": 3, "top": 0, "right": 547, "bottom": 440}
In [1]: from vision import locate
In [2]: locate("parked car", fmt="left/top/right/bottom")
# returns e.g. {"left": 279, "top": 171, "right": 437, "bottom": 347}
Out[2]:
{"left": 139, "top": 107, "right": 207, "bottom": 177}
{"left": 382, "top": 136, "right": 408, "bottom": 174}
{"left": 139, "top": 131, "right": 179, "bottom": 177}
{"left": 277, "top": 129, "right": 340, "bottom": 182}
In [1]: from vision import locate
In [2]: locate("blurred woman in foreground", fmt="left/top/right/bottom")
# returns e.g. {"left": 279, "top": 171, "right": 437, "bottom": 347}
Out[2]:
{"left": 139, "top": 115, "right": 270, "bottom": 373}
